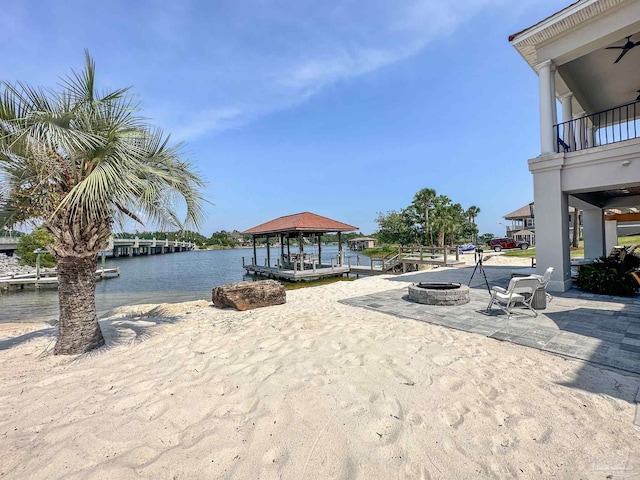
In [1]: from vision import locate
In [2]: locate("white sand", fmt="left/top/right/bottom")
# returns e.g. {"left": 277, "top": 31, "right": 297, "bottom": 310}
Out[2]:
{"left": 1, "top": 264, "right": 639, "bottom": 479}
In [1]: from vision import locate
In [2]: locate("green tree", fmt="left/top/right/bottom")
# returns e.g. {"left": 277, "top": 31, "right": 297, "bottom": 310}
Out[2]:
{"left": 478, "top": 233, "right": 495, "bottom": 245}
{"left": 375, "top": 210, "right": 413, "bottom": 245}
{"left": 0, "top": 53, "right": 205, "bottom": 354}
{"left": 466, "top": 205, "right": 480, "bottom": 224}
{"left": 408, "top": 188, "right": 437, "bottom": 245}
{"left": 15, "top": 228, "right": 56, "bottom": 268}
{"left": 207, "top": 230, "right": 238, "bottom": 248}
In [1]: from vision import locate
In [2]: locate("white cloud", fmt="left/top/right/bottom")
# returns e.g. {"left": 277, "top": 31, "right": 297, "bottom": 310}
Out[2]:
{"left": 144, "top": 0, "right": 566, "bottom": 141}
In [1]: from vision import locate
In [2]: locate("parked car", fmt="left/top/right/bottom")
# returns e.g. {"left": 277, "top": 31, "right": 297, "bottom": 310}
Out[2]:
{"left": 489, "top": 237, "right": 529, "bottom": 252}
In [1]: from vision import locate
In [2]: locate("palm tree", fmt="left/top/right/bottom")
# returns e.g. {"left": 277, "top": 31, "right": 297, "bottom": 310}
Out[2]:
{"left": 466, "top": 205, "right": 480, "bottom": 224}
{"left": 0, "top": 53, "right": 205, "bottom": 355}
{"left": 412, "top": 188, "right": 437, "bottom": 246}
{"left": 466, "top": 205, "right": 480, "bottom": 243}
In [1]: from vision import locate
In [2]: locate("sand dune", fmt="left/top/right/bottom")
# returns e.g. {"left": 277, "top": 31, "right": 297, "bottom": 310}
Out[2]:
{"left": 1, "top": 271, "right": 639, "bottom": 479}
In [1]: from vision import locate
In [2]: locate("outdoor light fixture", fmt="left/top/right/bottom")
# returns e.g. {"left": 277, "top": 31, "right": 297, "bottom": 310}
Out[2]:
{"left": 622, "top": 160, "right": 631, "bottom": 166}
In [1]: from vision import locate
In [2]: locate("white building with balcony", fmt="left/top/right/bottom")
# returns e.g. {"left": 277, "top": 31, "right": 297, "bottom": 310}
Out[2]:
{"left": 510, "top": 0, "right": 640, "bottom": 291}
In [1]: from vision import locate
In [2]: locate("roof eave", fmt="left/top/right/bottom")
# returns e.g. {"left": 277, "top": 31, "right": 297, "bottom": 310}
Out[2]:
{"left": 509, "top": 0, "right": 623, "bottom": 69}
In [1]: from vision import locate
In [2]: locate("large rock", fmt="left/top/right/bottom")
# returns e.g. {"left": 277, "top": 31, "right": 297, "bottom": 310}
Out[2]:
{"left": 212, "top": 280, "right": 286, "bottom": 311}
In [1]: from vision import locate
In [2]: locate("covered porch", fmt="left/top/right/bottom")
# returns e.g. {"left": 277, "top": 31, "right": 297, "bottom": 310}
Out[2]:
{"left": 510, "top": 0, "right": 640, "bottom": 291}
{"left": 241, "top": 211, "right": 358, "bottom": 282}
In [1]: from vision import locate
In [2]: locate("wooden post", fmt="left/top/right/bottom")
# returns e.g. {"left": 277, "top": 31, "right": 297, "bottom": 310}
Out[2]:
{"left": 101, "top": 251, "right": 106, "bottom": 278}
{"left": 444, "top": 247, "right": 447, "bottom": 265}
{"left": 318, "top": 235, "right": 322, "bottom": 266}
{"left": 280, "top": 234, "right": 285, "bottom": 266}
{"left": 420, "top": 247, "right": 423, "bottom": 262}
{"left": 299, "top": 233, "right": 304, "bottom": 271}
{"left": 455, "top": 246, "right": 459, "bottom": 261}
{"left": 242, "top": 256, "right": 245, "bottom": 267}
{"left": 252, "top": 236, "right": 257, "bottom": 267}
{"left": 266, "top": 235, "right": 271, "bottom": 267}
{"left": 35, "top": 252, "right": 41, "bottom": 288}
{"left": 338, "top": 232, "right": 342, "bottom": 266}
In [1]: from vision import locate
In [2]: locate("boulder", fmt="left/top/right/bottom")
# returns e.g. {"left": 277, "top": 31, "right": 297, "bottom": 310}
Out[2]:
{"left": 212, "top": 280, "right": 286, "bottom": 311}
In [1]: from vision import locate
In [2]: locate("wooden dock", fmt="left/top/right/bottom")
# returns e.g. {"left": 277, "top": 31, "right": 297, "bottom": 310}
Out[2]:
{"left": 244, "top": 264, "right": 350, "bottom": 281}
{"left": 346, "top": 246, "right": 465, "bottom": 276}
{"left": 244, "top": 245, "right": 467, "bottom": 281}
{"left": 0, "top": 268, "right": 120, "bottom": 290}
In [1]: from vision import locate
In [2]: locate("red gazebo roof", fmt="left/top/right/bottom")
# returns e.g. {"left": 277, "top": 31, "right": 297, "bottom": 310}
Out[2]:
{"left": 242, "top": 212, "right": 358, "bottom": 236}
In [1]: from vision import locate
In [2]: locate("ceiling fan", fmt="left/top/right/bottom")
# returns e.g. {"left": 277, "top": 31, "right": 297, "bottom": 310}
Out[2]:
{"left": 606, "top": 35, "right": 640, "bottom": 64}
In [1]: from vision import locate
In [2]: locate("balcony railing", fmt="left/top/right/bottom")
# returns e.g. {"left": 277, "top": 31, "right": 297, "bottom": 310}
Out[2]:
{"left": 554, "top": 100, "right": 640, "bottom": 153}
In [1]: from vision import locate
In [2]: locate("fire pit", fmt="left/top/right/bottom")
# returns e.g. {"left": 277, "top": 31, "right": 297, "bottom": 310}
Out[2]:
{"left": 408, "top": 282, "right": 470, "bottom": 306}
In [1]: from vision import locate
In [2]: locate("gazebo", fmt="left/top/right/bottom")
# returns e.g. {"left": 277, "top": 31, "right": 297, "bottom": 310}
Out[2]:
{"left": 241, "top": 212, "right": 358, "bottom": 281}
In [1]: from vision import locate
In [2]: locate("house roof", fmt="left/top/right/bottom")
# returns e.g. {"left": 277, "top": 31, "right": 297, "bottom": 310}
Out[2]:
{"left": 504, "top": 203, "right": 576, "bottom": 219}
{"left": 349, "top": 237, "right": 376, "bottom": 242}
{"left": 513, "top": 229, "right": 535, "bottom": 236}
{"left": 509, "top": 0, "right": 625, "bottom": 70}
{"left": 242, "top": 212, "right": 358, "bottom": 236}
{"left": 507, "top": 0, "right": 580, "bottom": 42}
{"left": 504, "top": 204, "right": 534, "bottom": 219}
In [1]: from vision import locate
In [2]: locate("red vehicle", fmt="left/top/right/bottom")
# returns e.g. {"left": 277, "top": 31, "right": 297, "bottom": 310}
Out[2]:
{"left": 489, "top": 237, "right": 529, "bottom": 252}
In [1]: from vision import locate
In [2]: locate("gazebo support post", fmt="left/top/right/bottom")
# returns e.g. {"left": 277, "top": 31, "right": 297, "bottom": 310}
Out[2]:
{"left": 266, "top": 235, "right": 271, "bottom": 267}
{"left": 299, "top": 233, "right": 304, "bottom": 271}
{"left": 317, "top": 234, "right": 322, "bottom": 266}
{"left": 252, "top": 236, "right": 257, "bottom": 266}
{"left": 338, "top": 232, "right": 343, "bottom": 266}
{"left": 280, "top": 234, "right": 285, "bottom": 266}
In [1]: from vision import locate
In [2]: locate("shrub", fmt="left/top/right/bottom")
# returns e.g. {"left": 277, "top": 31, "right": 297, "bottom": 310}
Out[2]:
{"left": 15, "top": 228, "right": 56, "bottom": 268}
{"left": 575, "top": 250, "right": 640, "bottom": 296}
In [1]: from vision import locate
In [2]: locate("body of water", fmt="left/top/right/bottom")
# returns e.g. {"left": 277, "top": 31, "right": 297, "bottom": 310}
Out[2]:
{"left": 0, "top": 246, "right": 372, "bottom": 323}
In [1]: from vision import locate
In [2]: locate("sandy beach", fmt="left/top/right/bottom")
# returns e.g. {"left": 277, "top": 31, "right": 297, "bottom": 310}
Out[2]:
{"left": 1, "top": 255, "right": 639, "bottom": 479}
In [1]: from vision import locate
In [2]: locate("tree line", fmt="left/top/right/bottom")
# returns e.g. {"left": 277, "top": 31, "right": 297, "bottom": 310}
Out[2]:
{"left": 375, "top": 188, "right": 481, "bottom": 247}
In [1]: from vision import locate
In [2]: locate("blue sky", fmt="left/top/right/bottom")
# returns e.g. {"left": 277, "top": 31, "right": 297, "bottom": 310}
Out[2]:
{"left": 3, "top": 0, "right": 570, "bottom": 237}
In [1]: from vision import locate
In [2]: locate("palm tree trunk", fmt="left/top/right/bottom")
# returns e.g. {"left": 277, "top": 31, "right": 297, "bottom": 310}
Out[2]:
{"left": 54, "top": 255, "right": 105, "bottom": 354}
{"left": 572, "top": 210, "right": 580, "bottom": 248}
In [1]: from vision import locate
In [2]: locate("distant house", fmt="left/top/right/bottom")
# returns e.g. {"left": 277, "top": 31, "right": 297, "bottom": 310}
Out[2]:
{"left": 502, "top": 203, "right": 582, "bottom": 246}
{"left": 349, "top": 237, "right": 376, "bottom": 251}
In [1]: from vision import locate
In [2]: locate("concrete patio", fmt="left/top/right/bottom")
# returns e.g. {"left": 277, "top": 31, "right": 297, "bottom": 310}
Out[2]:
{"left": 340, "top": 265, "right": 640, "bottom": 375}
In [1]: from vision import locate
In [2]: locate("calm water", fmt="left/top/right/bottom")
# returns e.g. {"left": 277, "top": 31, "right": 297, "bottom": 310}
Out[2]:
{"left": 0, "top": 245, "right": 371, "bottom": 323}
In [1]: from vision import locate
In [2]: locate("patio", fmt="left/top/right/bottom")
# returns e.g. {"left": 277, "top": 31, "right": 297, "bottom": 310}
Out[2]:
{"left": 340, "top": 265, "right": 640, "bottom": 375}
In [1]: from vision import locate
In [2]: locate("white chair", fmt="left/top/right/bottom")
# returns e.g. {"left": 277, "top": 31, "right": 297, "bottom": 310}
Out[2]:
{"left": 487, "top": 276, "right": 541, "bottom": 318}
{"left": 531, "top": 266, "right": 554, "bottom": 303}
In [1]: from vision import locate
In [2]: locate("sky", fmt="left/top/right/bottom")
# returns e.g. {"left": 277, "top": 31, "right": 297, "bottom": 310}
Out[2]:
{"left": 2, "top": 0, "right": 571, "bottom": 237}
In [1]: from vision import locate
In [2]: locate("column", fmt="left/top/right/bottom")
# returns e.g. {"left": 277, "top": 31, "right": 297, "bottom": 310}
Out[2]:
{"left": 574, "top": 110, "right": 586, "bottom": 151}
{"left": 560, "top": 93, "right": 575, "bottom": 151}
{"left": 266, "top": 235, "right": 271, "bottom": 267}
{"left": 604, "top": 219, "right": 618, "bottom": 254}
{"left": 582, "top": 208, "right": 606, "bottom": 260}
{"left": 280, "top": 234, "right": 285, "bottom": 267}
{"left": 252, "top": 236, "right": 257, "bottom": 266}
{"left": 533, "top": 165, "right": 572, "bottom": 291}
{"left": 338, "top": 232, "right": 343, "bottom": 266}
{"left": 298, "top": 233, "right": 304, "bottom": 271}
{"left": 537, "top": 60, "right": 556, "bottom": 155}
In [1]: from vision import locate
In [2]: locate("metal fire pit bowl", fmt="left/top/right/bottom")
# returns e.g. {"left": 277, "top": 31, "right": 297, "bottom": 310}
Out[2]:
{"left": 408, "top": 282, "right": 470, "bottom": 306}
